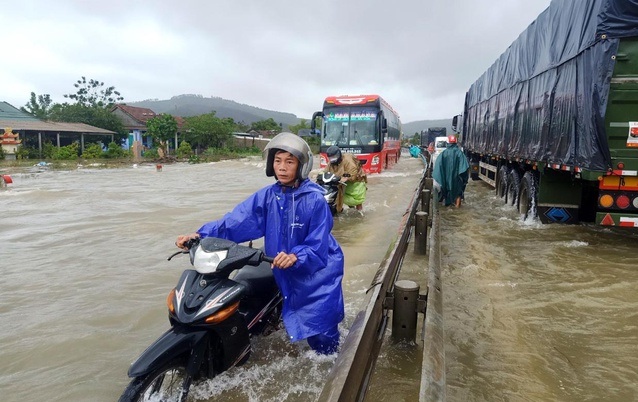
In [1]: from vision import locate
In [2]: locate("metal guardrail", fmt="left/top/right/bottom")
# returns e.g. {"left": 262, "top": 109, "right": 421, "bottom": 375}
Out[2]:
{"left": 317, "top": 158, "right": 444, "bottom": 402}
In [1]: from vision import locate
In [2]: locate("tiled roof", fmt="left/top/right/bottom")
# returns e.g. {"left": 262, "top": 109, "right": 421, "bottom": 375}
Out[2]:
{"left": 112, "top": 104, "right": 185, "bottom": 129}
{"left": 112, "top": 104, "right": 157, "bottom": 124}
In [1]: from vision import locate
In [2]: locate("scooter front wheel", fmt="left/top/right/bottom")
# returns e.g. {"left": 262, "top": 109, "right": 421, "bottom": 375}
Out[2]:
{"left": 119, "top": 360, "right": 193, "bottom": 402}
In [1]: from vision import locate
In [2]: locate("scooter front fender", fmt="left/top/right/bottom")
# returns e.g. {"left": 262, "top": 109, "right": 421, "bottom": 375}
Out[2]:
{"left": 128, "top": 326, "right": 208, "bottom": 378}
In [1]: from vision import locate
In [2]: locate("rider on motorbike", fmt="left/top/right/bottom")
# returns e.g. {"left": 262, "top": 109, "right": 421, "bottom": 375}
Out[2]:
{"left": 176, "top": 132, "right": 345, "bottom": 355}
{"left": 324, "top": 145, "right": 367, "bottom": 212}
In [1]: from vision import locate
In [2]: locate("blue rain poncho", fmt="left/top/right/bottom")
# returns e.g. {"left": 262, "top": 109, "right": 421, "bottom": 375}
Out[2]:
{"left": 409, "top": 145, "right": 422, "bottom": 158}
{"left": 196, "top": 178, "right": 345, "bottom": 342}
{"left": 432, "top": 144, "right": 470, "bottom": 206}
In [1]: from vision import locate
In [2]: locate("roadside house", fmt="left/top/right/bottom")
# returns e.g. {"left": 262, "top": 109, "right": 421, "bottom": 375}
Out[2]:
{"left": 110, "top": 104, "right": 184, "bottom": 151}
{"left": 0, "top": 101, "right": 116, "bottom": 159}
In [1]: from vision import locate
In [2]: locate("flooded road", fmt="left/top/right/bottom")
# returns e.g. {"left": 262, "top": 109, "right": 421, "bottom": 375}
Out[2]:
{"left": 0, "top": 156, "right": 423, "bottom": 402}
{"left": 1, "top": 156, "right": 637, "bottom": 401}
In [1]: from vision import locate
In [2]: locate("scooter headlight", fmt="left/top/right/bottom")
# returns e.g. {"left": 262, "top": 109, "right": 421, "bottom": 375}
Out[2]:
{"left": 193, "top": 246, "right": 228, "bottom": 274}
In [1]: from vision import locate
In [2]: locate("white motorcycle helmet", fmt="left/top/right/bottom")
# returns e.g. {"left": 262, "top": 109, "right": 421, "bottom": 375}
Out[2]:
{"left": 264, "top": 132, "right": 313, "bottom": 181}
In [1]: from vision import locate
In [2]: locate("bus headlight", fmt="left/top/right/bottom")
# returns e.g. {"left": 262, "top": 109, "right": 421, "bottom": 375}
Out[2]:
{"left": 371, "top": 156, "right": 380, "bottom": 165}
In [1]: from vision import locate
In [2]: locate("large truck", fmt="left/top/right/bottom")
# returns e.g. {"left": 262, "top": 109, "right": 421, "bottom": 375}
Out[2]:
{"left": 420, "top": 127, "right": 447, "bottom": 148}
{"left": 456, "top": 0, "right": 638, "bottom": 227}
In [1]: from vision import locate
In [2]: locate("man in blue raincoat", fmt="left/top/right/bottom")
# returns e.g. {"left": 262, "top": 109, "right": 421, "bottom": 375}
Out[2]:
{"left": 432, "top": 135, "right": 469, "bottom": 207}
{"left": 176, "top": 132, "right": 344, "bottom": 355}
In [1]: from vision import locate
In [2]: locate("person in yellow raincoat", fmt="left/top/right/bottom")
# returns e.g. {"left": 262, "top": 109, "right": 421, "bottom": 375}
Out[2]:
{"left": 325, "top": 145, "right": 367, "bottom": 212}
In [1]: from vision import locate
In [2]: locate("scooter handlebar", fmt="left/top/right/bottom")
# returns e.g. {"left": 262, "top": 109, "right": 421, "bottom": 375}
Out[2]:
{"left": 168, "top": 237, "right": 274, "bottom": 265}
{"left": 184, "top": 237, "right": 199, "bottom": 250}
{"left": 262, "top": 255, "right": 274, "bottom": 264}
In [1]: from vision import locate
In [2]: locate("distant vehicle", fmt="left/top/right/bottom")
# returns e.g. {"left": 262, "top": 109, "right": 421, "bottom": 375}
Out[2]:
{"left": 430, "top": 136, "right": 450, "bottom": 168}
{"left": 297, "top": 128, "right": 315, "bottom": 137}
{"left": 311, "top": 94, "right": 403, "bottom": 174}
{"left": 420, "top": 127, "right": 447, "bottom": 149}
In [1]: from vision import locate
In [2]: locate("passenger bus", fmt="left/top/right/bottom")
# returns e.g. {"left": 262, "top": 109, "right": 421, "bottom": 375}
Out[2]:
{"left": 311, "top": 94, "right": 402, "bottom": 174}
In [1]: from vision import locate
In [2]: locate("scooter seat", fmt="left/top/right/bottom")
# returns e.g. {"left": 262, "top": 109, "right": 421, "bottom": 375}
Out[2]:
{"left": 232, "top": 261, "right": 278, "bottom": 298}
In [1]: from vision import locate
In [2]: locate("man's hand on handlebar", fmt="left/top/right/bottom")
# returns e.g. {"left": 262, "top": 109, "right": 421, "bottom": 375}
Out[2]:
{"left": 272, "top": 252, "right": 297, "bottom": 269}
{"left": 175, "top": 233, "right": 200, "bottom": 250}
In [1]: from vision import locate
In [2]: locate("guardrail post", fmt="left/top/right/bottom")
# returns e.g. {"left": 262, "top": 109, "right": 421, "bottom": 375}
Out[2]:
{"left": 424, "top": 178, "right": 433, "bottom": 191}
{"left": 414, "top": 211, "right": 428, "bottom": 255}
{"left": 392, "top": 280, "right": 420, "bottom": 343}
{"left": 421, "top": 189, "right": 431, "bottom": 213}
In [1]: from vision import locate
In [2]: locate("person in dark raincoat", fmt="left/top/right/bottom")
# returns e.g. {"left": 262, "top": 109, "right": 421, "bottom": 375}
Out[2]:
{"left": 176, "top": 132, "right": 344, "bottom": 355}
{"left": 432, "top": 135, "right": 469, "bottom": 207}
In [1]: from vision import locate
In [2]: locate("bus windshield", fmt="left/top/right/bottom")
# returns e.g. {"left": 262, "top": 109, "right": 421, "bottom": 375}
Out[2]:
{"left": 322, "top": 107, "right": 379, "bottom": 147}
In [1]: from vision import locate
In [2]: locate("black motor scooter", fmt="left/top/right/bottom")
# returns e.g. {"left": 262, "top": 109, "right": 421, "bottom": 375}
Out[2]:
{"left": 119, "top": 237, "right": 282, "bottom": 402}
{"left": 316, "top": 172, "right": 349, "bottom": 215}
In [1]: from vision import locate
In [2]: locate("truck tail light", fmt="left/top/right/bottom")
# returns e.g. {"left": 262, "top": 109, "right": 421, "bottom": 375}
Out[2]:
{"left": 599, "top": 194, "right": 614, "bottom": 208}
{"left": 616, "top": 195, "right": 630, "bottom": 209}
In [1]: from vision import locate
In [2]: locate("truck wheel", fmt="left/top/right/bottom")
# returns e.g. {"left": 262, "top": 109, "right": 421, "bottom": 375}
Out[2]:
{"left": 496, "top": 166, "right": 510, "bottom": 200}
{"left": 506, "top": 170, "right": 521, "bottom": 207}
{"left": 518, "top": 172, "right": 538, "bottom": 220}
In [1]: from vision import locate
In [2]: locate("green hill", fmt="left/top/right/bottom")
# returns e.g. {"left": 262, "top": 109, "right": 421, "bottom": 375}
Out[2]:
{"left": 128, "top": 94, "right": 302, "bottom": 127}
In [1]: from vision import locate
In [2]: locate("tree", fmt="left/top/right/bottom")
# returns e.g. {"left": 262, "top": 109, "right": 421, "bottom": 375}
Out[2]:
{"left": 63, "top": 76, "right": 124, "bottom": 107}
{"left": 183, "top": 112, "right": 233, "bottom": 152}
{"left": 287, "top": 119, "right": 309, "bottom": 135}
{"left": 250, "top": 118, "right": 280, "bottom": 132}
{"left": 45, "top": 77, "right": 128, "bottom": 144}
{"left": 176, "top": 141, "right": 193, "bottom": 159}
{"left": 234, "top": 121, "right": 251, "bottom": 133}
{"left": 49, "top": 103, "right": 126, "bottom": 140}
{"left": 21, "top": 92, "right": 53, "bottom": 119}
{"left": 146, "top": 114, "right": 178, "bottom": 157}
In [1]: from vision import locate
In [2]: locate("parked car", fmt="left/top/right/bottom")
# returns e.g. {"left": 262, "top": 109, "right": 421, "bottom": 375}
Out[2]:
{"left": 430, "top": 136, "right": 449, "bottom": 168}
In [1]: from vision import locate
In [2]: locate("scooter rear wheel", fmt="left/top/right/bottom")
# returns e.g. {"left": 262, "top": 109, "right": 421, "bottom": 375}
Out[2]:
{"left": 119, "top": 360, "right": 193, "bottom": 402}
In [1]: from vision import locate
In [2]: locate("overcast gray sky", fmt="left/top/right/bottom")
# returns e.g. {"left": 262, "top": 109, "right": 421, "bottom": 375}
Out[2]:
{"left": 2, "top": 0, "right": 551, "bottom": 123}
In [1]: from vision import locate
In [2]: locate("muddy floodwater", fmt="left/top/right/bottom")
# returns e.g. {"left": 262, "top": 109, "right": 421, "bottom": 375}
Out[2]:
{"left": 1, "top": 156, "right": 637, "bottom": 401}
{"left": 440, "top": 181, "right": 638, "bottom": 402}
